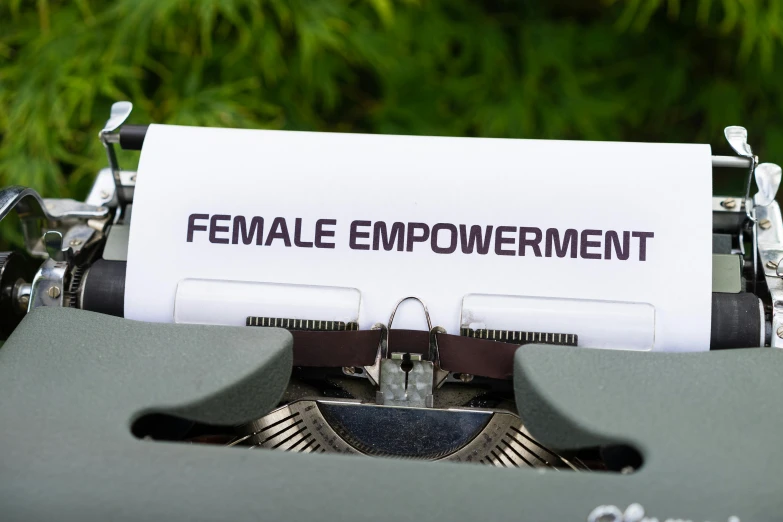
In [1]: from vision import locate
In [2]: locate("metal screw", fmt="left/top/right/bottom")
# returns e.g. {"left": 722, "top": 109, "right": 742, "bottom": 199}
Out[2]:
{"left": 18, "top": 294, "right": 29, "bottom": 308}
{"left": 766, "top": 260, "right": 778, "bottom": 270}
{"left": 760, "top": 218, "right": 772, "bottom": 230}
{"left": 99, "top": 190, "right": 110, "bottom": 200}
{"left": 69, "top": 239, "right": 82, "bottom": 247}
{"left": 458, "top": 373, "right": 473, "bottom": 383}
{"left": 722, "top": 198, "right": 737, "bottom": 209}
{"left": 777, "top": 326, "right": 783, "bottom": 339}
{"left": 342, "top": 366, "right": 356, "bottom": 376}
{"left": 130, "top": 174, "right": 137, "bottom": 182}
{"left": 47, "top": 286, "right": 61, "bottom": 299}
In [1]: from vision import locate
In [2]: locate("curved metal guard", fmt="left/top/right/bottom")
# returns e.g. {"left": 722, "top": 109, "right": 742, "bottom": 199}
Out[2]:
{"left": 0, "top": 185, "right": 108, "bottom": 255}
{"left": 236, "top": 399, "right": 588, "bottom": 469}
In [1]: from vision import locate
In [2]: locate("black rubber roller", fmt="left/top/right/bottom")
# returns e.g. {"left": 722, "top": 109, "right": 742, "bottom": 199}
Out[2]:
{"left": 77, "top": 258, "right": 766, "bottom": 349}
{"left": 81, "top": 260, "right": 126, "bottom": 317}
{"left": 119, "top": 124, "right": 148, "bottom": 151}
{"left": 710, "top": 293, "right": 763, "bottom": 349}
{"left": 0, "top": 252, "right": 38, "bottom": 339}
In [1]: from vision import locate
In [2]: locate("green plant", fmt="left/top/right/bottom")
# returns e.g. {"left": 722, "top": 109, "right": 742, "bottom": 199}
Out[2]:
{"left": 1, "top": 0, "right": 782, "bottom": 205}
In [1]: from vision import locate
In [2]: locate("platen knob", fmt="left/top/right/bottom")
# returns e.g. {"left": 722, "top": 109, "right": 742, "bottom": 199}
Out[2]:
{"left": 0, "top": 252, "right": 38, "bottom": 339}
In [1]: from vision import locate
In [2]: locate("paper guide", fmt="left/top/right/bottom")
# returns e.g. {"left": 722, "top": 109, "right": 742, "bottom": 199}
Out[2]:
{"left": 125, "top": 124, "right": 712, "bottom": 351}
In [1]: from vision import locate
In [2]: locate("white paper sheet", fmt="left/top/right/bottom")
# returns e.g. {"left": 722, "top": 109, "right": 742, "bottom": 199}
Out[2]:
{"left": 125, "top": 124, "right": 712, "bottom": 351}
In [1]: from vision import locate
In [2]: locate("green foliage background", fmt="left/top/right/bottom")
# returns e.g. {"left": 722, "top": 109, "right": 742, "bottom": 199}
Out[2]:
{"left": 2, "top": 0, "right": 783, "bottom": 202}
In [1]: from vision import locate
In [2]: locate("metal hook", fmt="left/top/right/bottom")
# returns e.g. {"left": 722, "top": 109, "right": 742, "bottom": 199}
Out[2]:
{"left": 387, "top": 296, "right": 433, "bottom": 331}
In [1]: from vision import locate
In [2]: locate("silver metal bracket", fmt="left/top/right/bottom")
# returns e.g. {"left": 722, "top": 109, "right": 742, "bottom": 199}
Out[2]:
{"left": 377, "top": 353, "right": 434, "bottom": 408}
{"left": 756, "top": 201, "right": 783, "bottom": 348}
{"left": 29, "top": 257, "right": 68, "bottom": 310}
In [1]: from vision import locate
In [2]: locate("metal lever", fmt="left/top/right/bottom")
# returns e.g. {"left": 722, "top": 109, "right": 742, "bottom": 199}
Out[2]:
{"left": 724, "top": 126, "right": 758, "bottom": 221}
{"left": 100, "top": 101, "right": 133, "bottom": 211}
{"left": 754, "top": 163, "right": 782, "bottom": 207}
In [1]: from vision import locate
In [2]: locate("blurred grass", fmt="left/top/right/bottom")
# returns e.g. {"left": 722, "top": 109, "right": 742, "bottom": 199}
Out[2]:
{"left": 1, "top": 0, "right": 782, "bottom": 217}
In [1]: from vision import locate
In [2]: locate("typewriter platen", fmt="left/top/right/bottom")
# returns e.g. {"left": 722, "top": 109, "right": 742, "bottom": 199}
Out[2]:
{"left": 1, "top": 103, "right": 783, "bottom": 521}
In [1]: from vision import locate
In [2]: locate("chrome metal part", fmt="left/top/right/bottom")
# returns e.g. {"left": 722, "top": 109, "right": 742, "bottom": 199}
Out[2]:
{"left": 0, "top": 186, "right": 108, "bottom": 257}
{"left": 712, "top": 155, "right": 753, "bottom": 168}
{"left": 724, "top": 126, "right": 753, "bottom": 158}
{"left": 43, "top": 199, "right": 107, "bottom": 220}
{"left": 101, "top": 102, "right": 132, "bottom": 135}
{"left": 430, "top": 326, "right": 450, "bottom": 388}
{"left": 61, "top": 225, "right": 96, "bottom": 257}
{"left": 755, "top": 201, "right": 783, "bottom": 348}
{"left": 29, "top": 258, "right": 68, "bottom": 310}
{"left": 752, "top": 207, "right": 760, "bottom": 292}
{"left": 377, "top": 354, "right": 434, "bottom": 408}
{"left": 86, "top": 169, "right": 117, "bottom": 207}
{"left": 363, "top": 298, "right": 450, "bottom": 402}
{"left": 237, "top": 400, "right": 586, "bottom": 468}
{"left": 750, "top": 163, "right": 782, "bottom": 293}
{"left": 388, "top": 295, "right": 432, "bottom": 330}
{"left": 99, "top": 101, "right": 134, "bottom": 209}
{"left": 62, "top": 264, "right": 86, "bottom": 309}
{"left": 754, "top": 163, "right": 782, "bottom": 207}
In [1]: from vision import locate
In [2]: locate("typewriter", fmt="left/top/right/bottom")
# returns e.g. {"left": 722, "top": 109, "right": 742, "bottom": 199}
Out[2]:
{"left": 0, "top": 102, "right": 781, "bottom": 522}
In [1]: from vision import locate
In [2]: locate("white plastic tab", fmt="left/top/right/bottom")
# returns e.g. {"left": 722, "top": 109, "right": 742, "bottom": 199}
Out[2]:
{"left": 174, "top": 278, "right": 360, "bottom": 326}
